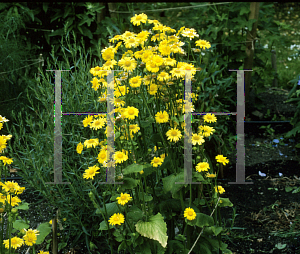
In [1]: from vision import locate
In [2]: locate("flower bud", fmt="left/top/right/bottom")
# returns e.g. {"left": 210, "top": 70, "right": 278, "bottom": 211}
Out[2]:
{"left": 148, "top": 148, "right": 152, "bottom": 153}
{"left": 196, "top": 156, "right": 201, "bottom": 160}
{"left": 11, "top": 208, "right": 18, "bottom": 214}
{"left": 0, "top": 208, "right": 4, "bottom": 213}
{"left": 88, "top": 191, "right": 94, "bottom": 199}
{"left": 197, "top": 87, "right": 200, "bottom": 91}
{"left": 179, "top": 83, "right": 183, "bottom": 87}
{"left": 203, "top": 158, "right": 207, "bottom": 162}
{"left": 192, "top": 147, "right": 197, "bottom": 151}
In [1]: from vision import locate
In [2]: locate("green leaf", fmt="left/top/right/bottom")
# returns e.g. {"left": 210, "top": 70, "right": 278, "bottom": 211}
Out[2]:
{"left": 99, "top": 220, "right": 113, "bottom": 230}
{"left": 123, "top": 163, "right": 144, "bottom": 175}
{"left": 211, "top": 226, "right": 223, "bottom": 236}
{"left": 81, "top": 26, "right": 93, "bottom": 39}
{"left": 82, "top": 225, "right": 91, "bottom": 236}
{"left": 147, "top": 97, "right": 155, "bottom": 104}
{"left": 138, "top": 193, "right": 153, "bottom": 202}
{"left": 240, "top": 6, "right": 250, "bottom": 16}
{"left": 217, "top": 198, "right": 233, "bottom": 207}
{"left": 13, "top": 220, "right": 29, "bottom": 232}
{"left": 195, "top": 213, "right": 214, "bottom": 228}
{"left": 48, "top": 28, "right": 64, "bottom": 37}
{"left": 135, "top": 213, "right": 168, "bottom": 248}
{"left": 292, "top": 187, "right": 300, "bottom": 194}
{"left": 99, "top": 202, "right": 119, "bottom": 217}
{"left": 121, "top": 177, "right": 139, "bottom": 189}
{"left": 43, "top": 3, "right": 49, "bottom": 13}
{"left": 36, "top": 222, "right": 52, "bottom": 245}
{"left": 127, "top": 206, "right": 144, "bottom": 222}
{"left": 15, "top": 202, "right": 29, "bottom": 210}
{"left": 171, "top": 116, "right": 179, "bottom": 125}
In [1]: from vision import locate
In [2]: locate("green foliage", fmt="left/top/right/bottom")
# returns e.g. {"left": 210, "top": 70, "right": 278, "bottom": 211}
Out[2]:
{"left": 284, "top": 75, "right": 300, "bottom": 141}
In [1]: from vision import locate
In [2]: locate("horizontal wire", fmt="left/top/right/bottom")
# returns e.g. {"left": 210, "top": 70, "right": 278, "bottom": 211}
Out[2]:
{"left": 109, "top": 2, "right": 233, "bottom": 13}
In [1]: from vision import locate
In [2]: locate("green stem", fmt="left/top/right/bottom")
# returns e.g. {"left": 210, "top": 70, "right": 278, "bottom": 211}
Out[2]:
{"left": 9, "top": 193, "right": 11, "bottom": 254}
{"left": 189, "top": 184, "right": 192, "bottom": 207}
{"left": 139, "top": 179, "right": 147, "bottom": 221}
{"left": 140, "top": 91, "right": 177, "bottom": 174}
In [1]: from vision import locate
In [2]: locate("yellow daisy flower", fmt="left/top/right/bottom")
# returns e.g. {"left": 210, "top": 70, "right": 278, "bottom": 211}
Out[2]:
{"left": 206, "top": 173, "right": 216, "bottom": 178}
{"left": 0, "top": 115, "right": 9, "bottom": 122}
{"left": 114, "top": 150, "right": 128, "bottom": 164}
{"left": 128, "top": 124, "right": 140, "bottom": 134}
{"left": 195, "top": 39, "right": 211, "bottom": 50}
{"left": 123, "top": 106, "right": 139, "bottom": 120}
{"left": 23, "top": 229, "right": 39, "bottom": 246}
{"left": 215, "top": 155, "right": 229, "bottom": 166}
{"left": 124, "top": 37, "right": 139, "bottom": 49}
{"left": 84, "top": 138, "right": 99, "bottom": 148}
{"left": 0, "top": 136, "right": 7, "bottom": 153}
{"left": 151, "top": 157, "right": 164, "bottom": 167}
{"left": 196, "top": 162, "right": 210, "bottom": 172}
{"left": 0, "top": 156, "right": 13, "bottom": 165}
{"left": 6, "top": 195, "right": 22, "bottom": 207}
{"left": 82, "top": 115, "right": 94, "bottom": 127}
{"left": 3, "top": 236, "right": 24, "bottom": 249}
{"left": 97, "top": 149, "right": 107, "bottom": 164}
{"left": 203, "top": 113, "right": 217, "bottom": 123}
{"left": 109, "top": 213, "right": 125, "bottom": 226}
{"left": 90, "top": 118, "right": 106, "bottom": 130}
{"left": 76, "top": 142, "right": 83, "bottom": 154}
{"left": 129, "top": 76, "right": 142, "bottom": 88}
{"left": 147, "top": 83, "right": 158, "bottom": 96}
{"left": 118, "top": 57, "right": 137, "bottom": 72}
{"left": 130, "top": 13, "right": 147, "bottom": 26}
{"left": 83, "top": 165, "right": 100, "bottom": 180}
{"left": 184, "top": 207, "right": 196, "bottom": 221}
{"left": 155, "top": 111, "right": 169, "bottom": 124}
{"left": 116, "top": 193, "right": 132, "bottom": 206}
{"left": 191, "top": 133, "right": 205, "bottom": 146}
{"left": 166, "top": 128, "right": 182, "bottom": 143}
{"left": 157, "top": 71, "right": 170, "bottom": 82}
{"left": 146, "top": 61, "right": 160, "bottom": 73}
{"left": 215, "top": 185, "right": 225, "bottom": 194}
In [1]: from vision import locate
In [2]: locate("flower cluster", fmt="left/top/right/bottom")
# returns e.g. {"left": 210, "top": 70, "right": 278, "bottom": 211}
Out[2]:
{"left": 0, "top": 116, "right": 49, "bottom": 253}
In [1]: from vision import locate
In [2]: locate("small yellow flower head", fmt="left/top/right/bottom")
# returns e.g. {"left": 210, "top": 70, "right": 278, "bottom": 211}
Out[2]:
{"left": 108, "top": 213, "right": 125, "bottom": 226}
{"left": 215, "top": 155, "right": 229, "bottom": 166}
{"left": 203, "top": 113, "right": 217, "bottom": 123}
{"left": 116, "top": 193, "right": 132, "bottom": 206}
{"left": 166, "top": 128, "right": 182, "bottom": 143}
{"left": 195, "top": 39, "right": 211, "bottom": 50}
{"left": 184, "top": 207, "right": 196, "bottom": 221}
{"left": 206, "top": 173, "right": 216, "bottom": 178}
{"left": 76, "top": 142, "right": 83, "bottom": 154}
{"left": 0, "top": 156, "right": 13, "bottom": 166}
{"left": 83, "top": 165, "right": 100, "bottom": 180}
{"left": 196, "top": 162, "right": 210, "bottom": 172}
{"left": 130, "top": 13, "right": 147, "bottom": 26}
{"left": 23, "top": 228, "right": 39, "bottom": 246}
{"left": 3, "top": 236, "right": 23, "bottom": 249}
{"left": 155, "top": 111, "right": 169, "bottom": 124}
{"left": 151, "top": 157, "right": 164, "bottom": 168}
{"left": 215, "top": 185, "right": 225, "bottom": 194}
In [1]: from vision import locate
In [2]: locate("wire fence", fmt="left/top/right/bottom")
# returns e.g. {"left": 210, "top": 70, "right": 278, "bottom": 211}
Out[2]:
{"left": 109, "top": 2, "right": 233, "bottom": 13}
